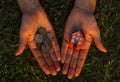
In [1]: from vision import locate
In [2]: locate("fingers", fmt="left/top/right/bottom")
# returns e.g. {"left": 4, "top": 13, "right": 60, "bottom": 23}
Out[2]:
{"left": 81, "top": 34, "right": 93, "bottom": 49}
{"left": 42, "top": 53, "right": 57, "bottom": 76}
{"left": 61, "top": 29, "right": 71, "bottom": 63}
{"left": 32, "top": 49, "right": 51, "bottom": 75}
{"left": 28, "top": 41, "right": 50, "bottom": 75}
{"left": 51, "top": 36, "right": 61, "bottom": 61}
{"left": 67, "top": 50, "right": 79, "bottom": 79}
{"left": 49, "top": 48, "right": 61, "bottom": 72}
{"left": 15, "top": 35, "right": 27, "bottom": 56}
{"left": 39, "top": 16, "right": 61, "bottom": 75}
{"left": 61, "top": 19, "right": 73, "bottom": 63}
{"left": 94, "top": 32, "right": 107, "bottom": 53}
{"left": 74, "top": 49, "right": 88, "bottom": 77}
{"left": 61, "top": 40, "right": 69, "bottom": 63}
{"left": 74, "top": 35, "right": 92, "bottom": 77}
{"left": 62, "top": 47, "right": 73, "bottom": 74}
{"left": 28, "top": 41, "right": 59, "bottom": 76}
{"left": 40, "top": 29, "right": 60, "bottom": 75}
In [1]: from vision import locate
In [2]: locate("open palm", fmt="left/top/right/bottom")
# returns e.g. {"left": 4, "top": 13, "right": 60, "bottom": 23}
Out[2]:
{"left": 61, "top": 7, "right": 107, "bottom": 79}
{"left": 15, "top": 7, "right": 61, "bottom": 75}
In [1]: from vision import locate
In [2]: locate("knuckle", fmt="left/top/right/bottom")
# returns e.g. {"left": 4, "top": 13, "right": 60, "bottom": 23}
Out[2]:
{"left": 64, "top": 63, "right": 69, "bottom": 66}
{"left": 77, "top": 65, "right": 82, "bottom": 70}
{"left": 79, "top": 58, "right": 85, "bottom": 61}
{"left": 49, "top": 63, "right": 54, "bottom": 67}
{"left": 70, "top": 66, "right": 75, "bottom": 70}
{"left": 55, "top": 50, "right": 60, "bottom": 54}
{"left": 50, "top": 50, "right": 55, "bottom": 55}
{"left": 41, "top": 64, "right": 47, "bottom": 68}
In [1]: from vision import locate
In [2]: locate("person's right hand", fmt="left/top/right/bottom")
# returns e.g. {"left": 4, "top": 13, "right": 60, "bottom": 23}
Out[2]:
{"left": 15, "top": 6, "right": 61, "bottom": 75}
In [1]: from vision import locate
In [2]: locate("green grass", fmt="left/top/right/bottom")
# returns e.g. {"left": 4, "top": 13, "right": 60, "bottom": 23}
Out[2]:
{"left": 0, "top": 0, "right": 120, "bottom": 82}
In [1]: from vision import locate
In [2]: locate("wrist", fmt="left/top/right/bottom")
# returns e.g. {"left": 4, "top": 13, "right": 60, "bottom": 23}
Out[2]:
{"left": 23, "top": 5, "right": 43, "bottom": 14}
{"left": 17, "top": 0, "right": 42, "bottom": 14}
{"left": 74, "top": 0, "right": 96, "bottom": 13}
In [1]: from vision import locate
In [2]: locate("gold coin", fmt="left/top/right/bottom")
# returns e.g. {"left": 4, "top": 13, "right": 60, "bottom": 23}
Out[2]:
{"left": 39, "top": 27, "right": 47, "bottom": 38}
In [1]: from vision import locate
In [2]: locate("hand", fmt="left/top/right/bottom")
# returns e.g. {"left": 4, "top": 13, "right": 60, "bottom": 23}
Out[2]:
{"left": 61, "top": 7, "right": 107, "bottom": 79}
{"left": 15, "top": 6, "right": 61, "bottom": 75}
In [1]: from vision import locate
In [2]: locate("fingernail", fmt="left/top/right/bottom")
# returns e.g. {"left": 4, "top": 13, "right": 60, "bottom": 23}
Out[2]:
{"left": 57, "top": 67, "right": 61, "bottom": 72}
{"left": 104, "top": 49, "right": 107, "bottom": 53}
{"left": 74, "top": 73, "right": 79, "bottom": 77}
{"left": 58, "top": 58, "right": 61, "bottom": 61}
{"left": 67, "top": 75, "right": 72, "bottom": 79}
{"left": 62, "top": 69, "right": 67, "bottom": 75}
{"left": 45, "top": 71, "right": 50, "bottom": 75}
{"left": 15, "top": 52, "right": 19, "bottom": 56}
{"left": 52, "top": 71, "right": 57, "bottom": 76}
{"left": 102, "top": 48, "right": 107, "bottom": 53}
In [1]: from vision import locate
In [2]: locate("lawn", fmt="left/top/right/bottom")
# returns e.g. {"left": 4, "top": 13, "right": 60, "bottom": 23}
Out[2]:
{"left": 0, "top": 0, "right": 120, "bottom": 82}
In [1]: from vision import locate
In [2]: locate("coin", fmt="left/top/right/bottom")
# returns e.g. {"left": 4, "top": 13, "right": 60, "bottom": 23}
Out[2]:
{"left": 35, "top": 34, "right": 43, "bottom": 43}
{"left": 41, "top": 37, "right": 52, "bottom": 54}
{"left": 39, "top": 27, "right": 47, "bottom": 38}
{"left": 36, "top": 27, "right": 52, "bottom": 54}
{"left": 47, "top": 32, "right": 52, "bottom": 40}
{"left": 41, "top": 45, "right": 49, "bottom": 54}
{"left": 43, "top": 37, "right": 52, "bottom": 49}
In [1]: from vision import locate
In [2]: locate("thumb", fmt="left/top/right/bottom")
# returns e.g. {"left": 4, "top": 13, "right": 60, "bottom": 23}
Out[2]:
{"left": 15, "top": 36, "right": 27, "bottom": 56}
{"left": 93, "top": 32, "right": 107, "bottom": 53}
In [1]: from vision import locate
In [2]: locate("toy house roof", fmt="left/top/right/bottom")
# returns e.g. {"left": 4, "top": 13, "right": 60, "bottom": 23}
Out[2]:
{"left": 72, "top": 31, "right": 81, "bottom": 36}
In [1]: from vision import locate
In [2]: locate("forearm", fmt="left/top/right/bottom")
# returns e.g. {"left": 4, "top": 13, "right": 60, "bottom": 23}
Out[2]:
{"left": 74, "top": 0, "right": 97, "bottom": 13}
{"left": 17, "top": 0, "right": 41, "bottom": 13}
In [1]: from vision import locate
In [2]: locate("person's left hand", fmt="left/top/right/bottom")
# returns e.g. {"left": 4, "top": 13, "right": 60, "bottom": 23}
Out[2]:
{"left": 61, "top": 7, "right": 107, "bottom": 79}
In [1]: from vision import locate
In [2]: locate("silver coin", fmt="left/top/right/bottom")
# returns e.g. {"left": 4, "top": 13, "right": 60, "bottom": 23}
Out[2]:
{"left": 41, "top": 45, "right": 49, "bottom": 54}
{"left": 35, "top": 34, "right": 43, "bottom": 43}
{"left": 40, "top": 37, "right": 52, "bottom": 54}
{"left": 47, "top": 32, "right": 52, "bottom": 40}
{"left": 43, "top": 37, "right": 52, "bottom": 49}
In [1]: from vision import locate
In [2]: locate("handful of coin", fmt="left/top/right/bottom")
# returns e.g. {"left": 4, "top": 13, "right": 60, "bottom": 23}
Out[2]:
{"left": 35, "top": 27, "right": 52, "bottom": 54}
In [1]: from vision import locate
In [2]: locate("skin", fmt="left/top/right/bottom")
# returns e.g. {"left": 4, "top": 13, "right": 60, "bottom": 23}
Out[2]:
{"left": 16, "top": 0, "right": 61, "bottom": 76}
{"left": 61, "top": 0, "right": 107, "bottom": 79}
{"left": 16, "top": 0, "right": 107, "bottom": 79}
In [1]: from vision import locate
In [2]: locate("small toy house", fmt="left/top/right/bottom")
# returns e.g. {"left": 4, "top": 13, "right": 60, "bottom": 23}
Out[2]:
{"left": 68, "top": 31, "right": 84, "bottom": 50}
